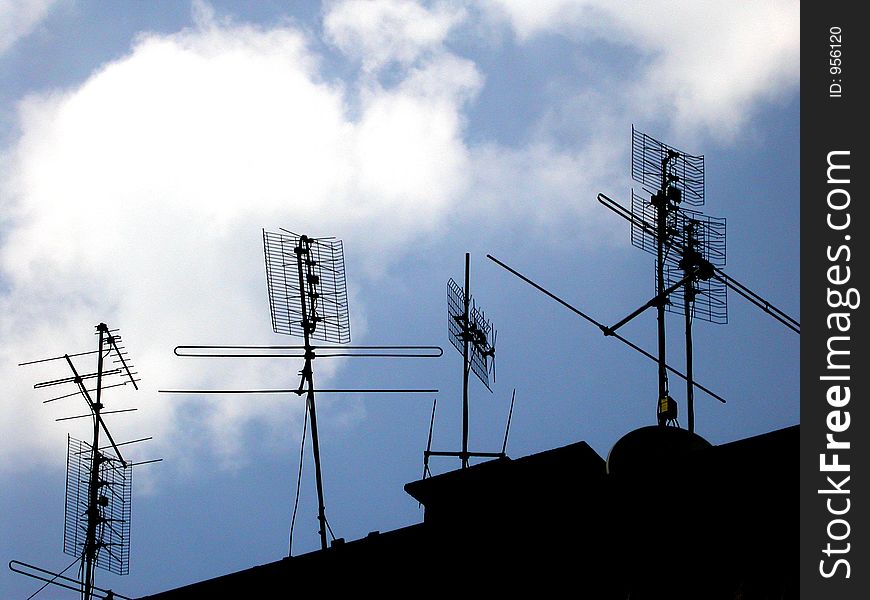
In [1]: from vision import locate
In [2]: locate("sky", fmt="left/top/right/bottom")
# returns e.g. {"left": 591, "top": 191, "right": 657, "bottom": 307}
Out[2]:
{"left": 0, "top": 1, "right": 799, "bottom": 597}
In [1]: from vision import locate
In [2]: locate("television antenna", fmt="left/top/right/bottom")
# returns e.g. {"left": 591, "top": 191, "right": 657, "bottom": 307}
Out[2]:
{"left": 161, "top": 229, "right": 441, "bottom": 554}
{"left": 596, "top": 126, "right": 799, "bottom": 430}
{"left": 422, "top": 253, "right": 508, "bottom": 473}
{"left": 12, "top": 323, "right": 160, "bottom": 600}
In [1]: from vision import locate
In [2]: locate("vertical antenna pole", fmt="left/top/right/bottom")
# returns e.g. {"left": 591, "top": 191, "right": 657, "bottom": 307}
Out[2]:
{"left": 295, "top": 236, "right": 329, "bottom": 552}
{"left": 83, "top": 325, "right": 107, "bottom": 600}
{"left": 683, "top": 224, "right": 697, "bottom": 434}
{"left": 684, "top": 293, "right": 694, "bottom": 433}
{"left": 461, "top": 253, "right": 471, "bottom": 469}
{"left": 655, "top": 160, "right": 670, "bottom": 425}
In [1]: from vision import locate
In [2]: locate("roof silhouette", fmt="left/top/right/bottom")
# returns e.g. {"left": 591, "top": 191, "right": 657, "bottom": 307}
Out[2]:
{"left": 139, "top": 424, "right": 797, "bottom": 599}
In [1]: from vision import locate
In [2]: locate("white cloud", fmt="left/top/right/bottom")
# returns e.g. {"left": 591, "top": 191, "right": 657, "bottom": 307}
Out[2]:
{"left": 0, "top": 2, "right": 480, "bottom": 473}
{"left": 0, "top": 0, "right": 59, "bottom": 55}
{"left": 0, "top": 0, "right": 800, "bottom": 475}
{"left": 482, "top": 0, "right": 800, "bottom": 140}
{"left": 324, "top": 0, "right": 466, "bottom": 73}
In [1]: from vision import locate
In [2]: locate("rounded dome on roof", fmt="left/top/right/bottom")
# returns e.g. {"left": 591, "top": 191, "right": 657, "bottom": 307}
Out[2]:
{"left": 606, "top": 425, "right": 712, "bottom": 476}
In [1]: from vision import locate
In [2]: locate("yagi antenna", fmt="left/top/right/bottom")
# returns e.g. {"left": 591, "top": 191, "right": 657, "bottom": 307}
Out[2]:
{"left": 424, "top": 253, "right": 507, "bottom": 473}
{"left": 161, "top": 229, "right": 441, "bottom": 555}
{"left": 13, "top": 323, "right": 161, "bottom": 600}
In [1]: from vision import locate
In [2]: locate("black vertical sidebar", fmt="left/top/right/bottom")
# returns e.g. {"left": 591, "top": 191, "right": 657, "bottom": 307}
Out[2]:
{"left": 801, "top": 3, "right": 867, "bottom": 598}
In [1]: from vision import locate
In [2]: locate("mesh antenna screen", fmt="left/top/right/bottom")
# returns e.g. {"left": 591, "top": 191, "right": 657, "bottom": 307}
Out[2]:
{"left": 674, "top": 209, "right": 726, "bottom": 267}
{"left": 64, "top": 436, "right": 132, "bottom": 575}
{"left": 447, "top": 278, "right": 495, "bottom": 390}
{"left": 631, "top": 126, "right": 705, "bottom": 206}
{"left": 263, "top": 229, "right": 351, "bottom": 344}
{"left": 630, "top": 189, "right": 681, "bottom": 263}
{"left": 661, "top": 266, "right": 729, "bottom": 324}
{"left": 659, "top": 210, "right": 728, "bottom": 324}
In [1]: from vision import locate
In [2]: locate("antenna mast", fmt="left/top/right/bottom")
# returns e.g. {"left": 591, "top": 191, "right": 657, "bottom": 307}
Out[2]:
{"left": 163, "top": 229, "right": 440, "bottom": 556}
{"left": 14, "top": 323, "right": 159, "bottom": 600}
{"left": 294, "top": 233, "right": 331, "bottom": 552}
{"left": 461, "top": 253, "right": 471, "bottom": 467}
{"left": 630, "top": 127, "right": 706, "bottom": 426}
{"left": 597, "top": 125, "right": 796, "bottom": 431}
{"left": 600, "top": 128, "right": 712, "bottom": 428}
{"left": 425, "top": 253, "right": 501, "bottom": 473}
{"left": 265, "top": 230, "right": 351, "bottom": 552}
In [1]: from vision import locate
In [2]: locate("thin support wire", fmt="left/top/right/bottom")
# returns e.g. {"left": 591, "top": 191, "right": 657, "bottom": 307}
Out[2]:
{"left": 325, "top": 518, "right": 337, "bottom": 542}
{"left": 288, "top": 404, "right": 309, "bottom": 556}
{"left": 25, "top": 556, "right": 80, "bottom": 600}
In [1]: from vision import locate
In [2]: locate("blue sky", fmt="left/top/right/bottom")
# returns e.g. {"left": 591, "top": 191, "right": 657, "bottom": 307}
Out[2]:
{"left": 1, "top": 1, "right": 799, "bottom": 597}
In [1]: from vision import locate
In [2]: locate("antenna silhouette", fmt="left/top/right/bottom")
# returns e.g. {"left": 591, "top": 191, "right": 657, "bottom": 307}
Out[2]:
{"left": 161, "top": 229, "right": 440, "bottom": 555}
{"left": 626, "top": 128, "right": 705, "bottom": 427}
{"left": 596, "top": 126, "right": 799, "bottom": 430}
{"left": 424, "top": 253, "right": 506, "bottom": 473}
{"left": 13, "top": 323, "right": 160, "bottom": 600}
{"left": 272, "top": 230, "right": 345, "bottom": 553}
{"left": 598, "top": 128, "right": 722, "bottom": 431}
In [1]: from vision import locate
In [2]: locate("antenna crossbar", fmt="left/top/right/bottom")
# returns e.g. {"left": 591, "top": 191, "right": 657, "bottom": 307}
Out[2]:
{"left": 34, "top": 369, "right": 122, "bottom": 389}
{"left": 160, "top": 388, "right": 438, "bottom": 394}
{"left": 173, "top": 345, "right": 443, "bottom": 358}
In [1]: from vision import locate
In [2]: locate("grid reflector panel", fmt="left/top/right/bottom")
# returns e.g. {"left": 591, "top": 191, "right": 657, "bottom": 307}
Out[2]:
{"left": 264, "top": 230, "right": 351, "bottom": 344}
{"left": 64, "top": 436, "right": 132, "bottom": 575}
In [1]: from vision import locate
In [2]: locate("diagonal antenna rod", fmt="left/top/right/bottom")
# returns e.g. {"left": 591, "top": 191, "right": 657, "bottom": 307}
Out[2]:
{"left": 63, "top": 355, "right": 127, "bottom": 467}
{"left": 712, "top": 269, "right": 800, "bottom": 333}
{"left": 501, "top": 388, "right": 516, "bottom": 456}
{"left": 103, "top": 325, "right": 138, "bottom": 390}
{"left": 486, "top": 254, "right": 725, "bottom": 404}
{"left": 605, "top": 272, "right": 696, "bottom": 335}
{"left": 598, "top": 192, "right": 800, "bottom": 334}
{"left": 423, "top": 399, "right": 437, "bottom": 479}
{"left": 9, "top": 560, "right": 132, "bottom": 600}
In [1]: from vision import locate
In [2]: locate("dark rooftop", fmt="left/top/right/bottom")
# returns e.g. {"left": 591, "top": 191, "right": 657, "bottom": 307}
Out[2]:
{"left": 140, "top": 424, "right": 798, "bottom": 599}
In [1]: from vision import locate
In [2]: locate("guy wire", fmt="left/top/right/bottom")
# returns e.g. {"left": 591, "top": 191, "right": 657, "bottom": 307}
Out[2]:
{"left": 288, "top": 403, "right": 309, "bottom": 556}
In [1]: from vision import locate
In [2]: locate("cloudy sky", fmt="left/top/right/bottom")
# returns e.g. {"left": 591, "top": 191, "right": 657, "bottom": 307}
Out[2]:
{"left": 1, "top": 1, "right": 799, "bottom": 597}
